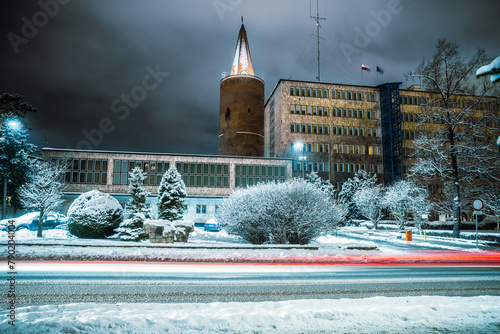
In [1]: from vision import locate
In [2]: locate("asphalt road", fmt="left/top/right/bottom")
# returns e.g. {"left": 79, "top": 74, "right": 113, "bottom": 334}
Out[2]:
{"left": 8, "top": 263, "right": 500, "bottom": 306}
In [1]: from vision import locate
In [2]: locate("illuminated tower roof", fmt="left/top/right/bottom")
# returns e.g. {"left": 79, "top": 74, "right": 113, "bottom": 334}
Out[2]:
{"left": 230, "top": 24, "right": 254, "bottom": 76}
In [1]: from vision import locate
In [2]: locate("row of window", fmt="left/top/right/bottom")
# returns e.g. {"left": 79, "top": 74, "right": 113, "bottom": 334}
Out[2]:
{"left": 332, "top": 90, "right": 377, "bottom": 102}
{"left": 289, "top": 105, "right": 378, "bottom": 120}
{"left": 65, "top": 172, "right": 108, "bottom": 185}
{"left": 290, "top": 105, "right": 330, "bottom": 116}
{"left": 290, "top": 123, "right": 330, "bottom": 135}
{"left": 235, "top": 164, "right": 287, "bottom": 178}
{"left": 291, "top": 142, "right": 381, "bottom": 155}
{"left": 69, "top": 159, "right": 108, "bottom": 172}
{"left": 293, "top": 161, "right": 330, "bottom": 173}
{"left": 332, "top": 108, "right": 378, "bottom": 119}
{"left": 333, "top": 163, "right": 381, "bottom": 174}
{"left": 289, "top": 87, "right": 329, "bottom": 98}
{"left": 331, "top": 126, "right": 378, "bottom": 137}
{"left": 291, "top": 142, "right": 330, "bottom": 153}
{"left": 289, "top": 86, "right": 378, "bottom": 102}
{"left": 291, "top": 123, "right": 379, "bottom": 138}
{"left": 332, "top": 144, "right": 381, "bottom": 155}
{"left": 113, "top": 160, "right": 172, "bottom": 186}
{"left": 175, "top": 162, "right": 230, "bottom": 188}
{"left": 401, "top": 95, "right": 427, "bottom": 106}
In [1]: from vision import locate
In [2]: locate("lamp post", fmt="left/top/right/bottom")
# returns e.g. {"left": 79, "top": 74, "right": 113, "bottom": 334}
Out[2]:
{"left": 1, "top": 118, "right": 22, "bottom": 219}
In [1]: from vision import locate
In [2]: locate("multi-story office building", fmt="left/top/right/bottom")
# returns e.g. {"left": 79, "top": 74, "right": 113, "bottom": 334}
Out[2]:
{"left": 264, "top": 79, "right": 384, "bottom": 190}
{"left": 265, "top": 79, "right": 498, "bottom": 192}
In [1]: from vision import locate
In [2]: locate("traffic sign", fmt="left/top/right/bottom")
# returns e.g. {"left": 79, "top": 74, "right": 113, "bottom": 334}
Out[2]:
{"left": 472, "top": 199, "right": 484, "bottom": 211}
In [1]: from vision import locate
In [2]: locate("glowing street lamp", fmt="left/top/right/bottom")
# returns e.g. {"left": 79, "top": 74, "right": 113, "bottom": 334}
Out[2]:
{"left": 1, "top": 118, "right": 23, "bottom": 219}
{"left": 293, "top": 141, "right": 307, "bottom": 179}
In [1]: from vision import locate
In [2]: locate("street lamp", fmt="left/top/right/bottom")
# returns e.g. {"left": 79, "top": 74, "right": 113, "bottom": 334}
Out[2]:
{"left": 293, "top": 142, "right": 307, "bottom": 179}
{"left": 1, "top": 118, "right": 22, "bottom": 219}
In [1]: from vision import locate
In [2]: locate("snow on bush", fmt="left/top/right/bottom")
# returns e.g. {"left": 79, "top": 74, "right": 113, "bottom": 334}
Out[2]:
{"left": 111, "top": 167, "right": 150, "bottom": 241}
{"left": 217, "top": 179, "right": 345, "bottom": 245}
{"left": 383, "top": 181, "right": 413, "bottom": 230}
{"left": 339, "top": 170, "right": 376, "bottom": 225}
{"left": 353, "top": 185, "right": 384, "bottom": 229}
{"left": 68, "top": 190, "right": 123, "bottom": 239}
{"left": 157, "top": 167, "right": 187, "bottom": 221}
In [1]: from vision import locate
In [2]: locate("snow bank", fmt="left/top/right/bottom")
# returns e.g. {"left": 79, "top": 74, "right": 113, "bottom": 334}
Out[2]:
{"left": 2, "top": 296, "right": 499, "bottom": 333}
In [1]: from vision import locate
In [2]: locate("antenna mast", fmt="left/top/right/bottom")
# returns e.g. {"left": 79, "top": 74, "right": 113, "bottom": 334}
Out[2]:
{"left": 310, "top": 0, "right": 325, "bottom": 82}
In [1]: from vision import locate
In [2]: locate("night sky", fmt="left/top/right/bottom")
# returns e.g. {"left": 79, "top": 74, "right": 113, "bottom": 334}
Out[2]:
{"left": 1, "top": 0, "right": 499, "bottom": 155}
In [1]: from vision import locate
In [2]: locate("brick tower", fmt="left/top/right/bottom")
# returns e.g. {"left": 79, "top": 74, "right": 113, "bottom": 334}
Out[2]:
{"left": 219, "top": 23, "right": 264, "bottom": 157}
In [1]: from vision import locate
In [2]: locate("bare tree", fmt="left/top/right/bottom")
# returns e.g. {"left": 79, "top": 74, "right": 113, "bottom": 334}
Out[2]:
{"left": 409, "top": 39, "right": 500, "bottom": 237}
{"left": 483, "top": 186, "right": 500, "bottom": 232}
{"left": 18, "top": 160, "right": 66, "bottom": 237}
{"left": 353, "top": 185, "right": 384, "bottom": 230}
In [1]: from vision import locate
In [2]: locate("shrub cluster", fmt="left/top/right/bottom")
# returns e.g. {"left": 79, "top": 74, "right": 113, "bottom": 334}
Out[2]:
{"left": 217, "top": 179, "right": 344, "bottom": 245}
{"left": 68, "top": 190, "right": 123, "bottom": 238}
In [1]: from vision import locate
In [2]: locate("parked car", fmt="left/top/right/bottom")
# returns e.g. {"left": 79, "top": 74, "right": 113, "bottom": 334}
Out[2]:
{"left": 3, "top": 212, "right": 67, "bottom": 231}
{"left": 0, "top": 212, "right": 40, "bottom": 231}
{"left": 204, "top": 219, "right": 220, "bottom": 232}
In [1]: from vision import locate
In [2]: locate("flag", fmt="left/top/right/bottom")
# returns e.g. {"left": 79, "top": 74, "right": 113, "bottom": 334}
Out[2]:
{"left": 376, "top": 66, "right": 385, "bottom": 75}
{"left": 361, "top": 64, "right": 371, "bottom": 72}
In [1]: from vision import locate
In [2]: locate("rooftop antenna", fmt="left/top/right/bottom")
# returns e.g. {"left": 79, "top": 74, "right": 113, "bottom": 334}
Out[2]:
{"left": 241, "top": 16, "right": 243, "bottom": 24}
{"left": 310, "top": 0, "right": 325, "bottom": 82}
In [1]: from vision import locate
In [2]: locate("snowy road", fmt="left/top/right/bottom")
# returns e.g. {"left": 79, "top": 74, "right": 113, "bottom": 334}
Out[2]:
{"left": 10, "top": 262, "right": 500, "bottom": 306}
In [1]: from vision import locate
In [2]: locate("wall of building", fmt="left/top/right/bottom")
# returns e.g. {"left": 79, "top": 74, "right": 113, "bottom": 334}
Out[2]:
{"left": 43, "top": 148, "right": 292, "bottom": 223}
{"left": 265, "top": 79, "right": 384, "bottom": 190}
{"left": 219, "top": 75, "right": 265, "bottom": 157}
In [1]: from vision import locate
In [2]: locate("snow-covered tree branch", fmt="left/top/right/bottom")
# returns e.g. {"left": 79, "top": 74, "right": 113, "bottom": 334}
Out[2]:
{"left": 17, "top": 160, "right": 66, "bottom": 237}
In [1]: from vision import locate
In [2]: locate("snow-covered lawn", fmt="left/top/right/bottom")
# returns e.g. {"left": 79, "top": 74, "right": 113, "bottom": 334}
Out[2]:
{"left": 1, "top": 296, "right": 499, "bottom": 333}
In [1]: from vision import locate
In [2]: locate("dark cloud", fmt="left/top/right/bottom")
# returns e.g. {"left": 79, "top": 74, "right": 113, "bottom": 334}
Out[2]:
{"left": 0, "top": 0, "right": 498, "bottom": 154}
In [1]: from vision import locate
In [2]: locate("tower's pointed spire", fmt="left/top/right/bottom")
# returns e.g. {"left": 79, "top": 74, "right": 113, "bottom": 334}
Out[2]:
{"left": 230, "top": 23, "right": 254, "bottom": 76}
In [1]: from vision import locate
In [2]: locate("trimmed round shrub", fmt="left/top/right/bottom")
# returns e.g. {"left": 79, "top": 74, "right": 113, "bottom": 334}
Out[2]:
{"left": 217, "top": 179, "right": 345, "bottom": 245}
{"left": 68, "top": 190, "right": 123, "bottom": 238}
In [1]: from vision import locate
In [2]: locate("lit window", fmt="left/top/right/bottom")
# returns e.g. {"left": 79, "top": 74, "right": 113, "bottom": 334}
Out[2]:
{"left": 196, "top": 205, "right": 207, "bottom": 214}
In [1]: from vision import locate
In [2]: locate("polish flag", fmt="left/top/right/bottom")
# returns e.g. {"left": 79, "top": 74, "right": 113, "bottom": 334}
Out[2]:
{"left": 361, "top": 64, "right": 371, "bottom": 72}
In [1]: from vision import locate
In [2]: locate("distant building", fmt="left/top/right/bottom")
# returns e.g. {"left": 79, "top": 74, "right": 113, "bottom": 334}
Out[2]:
{"left": 264, "top": 79, "right": 498, "bottom": 193}
{"left": 42, "top": 148, "right": 292, "bottom": 224}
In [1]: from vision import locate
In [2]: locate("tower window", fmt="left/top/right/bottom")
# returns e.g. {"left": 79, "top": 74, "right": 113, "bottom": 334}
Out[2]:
{"left": 225, "top": 108, "right": 230, "bottom": 121}
{"left": 248, "top": 108, "right": 251, "bottom": 114}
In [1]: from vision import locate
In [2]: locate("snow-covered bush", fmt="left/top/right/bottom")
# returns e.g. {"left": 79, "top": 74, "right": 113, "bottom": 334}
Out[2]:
{"left": 217, "top": 179, "right": 344, "bottom": 245}
{"left": 383, "top": 180, "right": 420, "bottom": 230}
{"left": 68, "top": 190, "right": 123, "bottom": 238}
{"left": 408, "top": 186, "right": 432, "bottom": 230}
{"left": 353, "top": 185, "right": 384, "bottom": 229}
{"left": 306, "top": 171, "right": 335, "bottom": 198}
{"left": 157, "top": 167, "right": 187, "bottom": 221}
{"left": 339, "top": 170, "right": 376, "bottom": 225}
{"left": 111, "top": 167, "right": 150, "bottom": 241}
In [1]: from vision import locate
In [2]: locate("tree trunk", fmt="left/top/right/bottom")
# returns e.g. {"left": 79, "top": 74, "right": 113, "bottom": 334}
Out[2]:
{"left": 37, "top": 208, "right": 44, "bottom": 238}
{"left": 450, "top": 142, "right": 461, "bottom": 238}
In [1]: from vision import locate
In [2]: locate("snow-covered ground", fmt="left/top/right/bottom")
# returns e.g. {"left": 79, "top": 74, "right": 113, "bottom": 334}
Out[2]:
{"left": 1, "top": 296, "right": 499, "bottom": 333}
{"left": 0, "top": 225, "right": 497, "bottom": 264}
{"left": 1, "top": 227, "right": 499, "bottom": 333}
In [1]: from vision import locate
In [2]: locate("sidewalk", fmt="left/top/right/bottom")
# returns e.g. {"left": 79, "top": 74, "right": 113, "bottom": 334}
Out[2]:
{"left": 338, "top": 226, "right": 500, "bottom": 251}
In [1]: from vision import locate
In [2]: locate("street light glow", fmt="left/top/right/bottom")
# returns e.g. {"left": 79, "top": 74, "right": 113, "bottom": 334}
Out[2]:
{"left": 6, "top": 119, "right": 21, "bottom": 130}
{"left": 293, "top": 141, "right": 304, "bottom": 152}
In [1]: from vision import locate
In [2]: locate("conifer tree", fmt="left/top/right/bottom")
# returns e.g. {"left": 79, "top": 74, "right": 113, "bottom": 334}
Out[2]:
{"left": 112, "top": 167, "right": 150, "bottom": 241}
{"left": 339, "top": 170, "right": 377, "bottom": 225}
{"left": 157, "top": 166, "right": 186, "bottom": 221}
{"left": 305, "top": 171, "right": 335, "bottom": 199}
